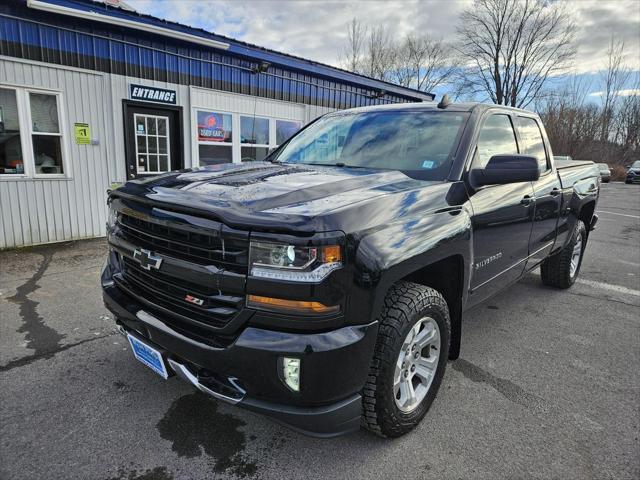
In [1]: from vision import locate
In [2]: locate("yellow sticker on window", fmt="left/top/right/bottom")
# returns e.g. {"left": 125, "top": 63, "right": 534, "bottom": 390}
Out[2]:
{"left": 74, "top": 123, "right": 90, "bottom": 145}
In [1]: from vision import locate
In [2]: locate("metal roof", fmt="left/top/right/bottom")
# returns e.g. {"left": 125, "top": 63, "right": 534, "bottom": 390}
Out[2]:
{"left": 23, "top": 0, "right": 433, "bottom": 102}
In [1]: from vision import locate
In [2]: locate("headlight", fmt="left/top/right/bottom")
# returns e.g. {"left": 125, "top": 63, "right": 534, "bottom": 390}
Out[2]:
{"left": 106, "top": 203, "right": 118, "bottom": 230}
{"left": 249, "top": 241, "right": 342, "bottom": 282}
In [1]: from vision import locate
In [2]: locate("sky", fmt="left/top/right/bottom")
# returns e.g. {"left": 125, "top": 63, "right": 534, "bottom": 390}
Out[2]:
{"left": 125, "top": 0, "right": 640, "bottom": 99}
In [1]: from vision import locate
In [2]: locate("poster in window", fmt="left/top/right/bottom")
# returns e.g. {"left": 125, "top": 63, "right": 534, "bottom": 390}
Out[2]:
{"left": 197, "top": 111, "right": 232, "bottom": 142}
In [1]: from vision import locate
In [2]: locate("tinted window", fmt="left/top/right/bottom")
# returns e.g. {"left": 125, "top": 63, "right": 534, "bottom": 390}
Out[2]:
{"left": 518, "top": 117, "right": 548, "bottom": 172}
{"left": 476, "top": 114, "right": 519, "bottom": 168}
{"left": 274, "top": 111, "right": 468, "bottom": 180}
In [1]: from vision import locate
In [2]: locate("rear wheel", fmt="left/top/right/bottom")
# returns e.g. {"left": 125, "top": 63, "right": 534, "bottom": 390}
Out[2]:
{"left": 541, "top": 220, "right": 587, "bottom": 288}
{"left": 362, "top": 282, "right": 450, "bottom": 438}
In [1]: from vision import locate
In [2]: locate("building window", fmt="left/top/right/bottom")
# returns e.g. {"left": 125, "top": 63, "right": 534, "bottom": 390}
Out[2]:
{"left": 241, "top": 116, "right": 270, "bottom": 162}
{"left": 276, "top": 119, "right": 302, "bottom": 145}
{"left": 0, "top": 88, "right": 24, "bottom": 175}
{"left": 29, "top": 93, "right": 64, "bottom": 175}
{"left": 0, "top": 87, "right": 67, "bottom": 178}
{"left": 192, "top": 108, "right": 304, "bottom": 165}
{"left": 197, "top": 110, "right": 232, "bottom": 166}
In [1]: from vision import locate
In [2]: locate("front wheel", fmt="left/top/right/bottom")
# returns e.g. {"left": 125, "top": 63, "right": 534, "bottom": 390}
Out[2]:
{"left": 541, "top": 220, "right": 587, "bottom": 288}
{"left": 362, "top": 282, "right": 450, "bottom": 438}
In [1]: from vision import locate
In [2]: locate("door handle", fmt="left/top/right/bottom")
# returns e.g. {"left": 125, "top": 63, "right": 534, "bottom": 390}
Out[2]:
{"left": 550, "top": 188, "right": 561, "bottom": 197}
{"left": 521, "top": 195, "right": 535, "bottom": 206}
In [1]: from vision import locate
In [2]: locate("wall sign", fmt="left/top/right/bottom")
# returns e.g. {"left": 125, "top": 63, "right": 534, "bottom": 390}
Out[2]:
{"left": 74, "top": 122, "right": 91, "bottom": 144}
{"left": 130, "top": 84, "right": 177, "bottom": 105}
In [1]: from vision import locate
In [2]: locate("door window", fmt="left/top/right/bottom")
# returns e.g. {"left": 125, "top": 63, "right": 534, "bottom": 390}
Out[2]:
{"left": 475, "top": 114, "right": 519, "bottom": 168}
{"left": 134, "top": 114, "right": 171, "bottom": 174}
{"left": 518, "top": 117, "right": 549, "bottom": 173}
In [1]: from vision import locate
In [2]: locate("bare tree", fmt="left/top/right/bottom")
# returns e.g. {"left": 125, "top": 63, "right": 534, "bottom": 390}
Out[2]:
{"left": 340, "top": 18, "right": 367, "bottom": 73}
{"left": 364, "top": 25, "right": 395, "bottom": 81}
{"left": 600, "top": 37, "right": 631, "bottom": 143}
{"left": 456, "top": 0, "right": 576, "bottom": 108}
{"left": 389, "top": 35, "right": 458, "bottom": 92}
{"left": 339, "top": 19, "right": 459, "bottom": 94}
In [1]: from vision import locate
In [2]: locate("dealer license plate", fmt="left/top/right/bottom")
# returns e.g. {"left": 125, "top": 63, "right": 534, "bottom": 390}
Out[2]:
{"left": 127, "top": 334, "right": 169, "bottom": 379}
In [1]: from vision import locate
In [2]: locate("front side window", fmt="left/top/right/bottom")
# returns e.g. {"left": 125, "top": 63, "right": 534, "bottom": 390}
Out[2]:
{"left": 0, "top": 88, "right": 24, "bottom": 175}
{"left": 30, "top": 93, "right": 64, "bottom": 174}
{"left": 518, "top": 117, "right": 548, "bottom": 173}
{"left": 272, "top": 111, "right": 468, "bottom": 179}
{"left": 475, "top": 114, "right": 519, "bottom": 168}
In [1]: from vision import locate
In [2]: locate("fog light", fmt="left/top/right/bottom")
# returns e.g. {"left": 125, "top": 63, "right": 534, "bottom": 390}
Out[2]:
{"left": 281, "top": 357, "right": 301, "bottom": 392}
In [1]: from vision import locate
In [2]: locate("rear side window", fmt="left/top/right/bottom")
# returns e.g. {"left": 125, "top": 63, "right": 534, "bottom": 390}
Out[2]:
{"left": 475, "top": 114, "right": 519, "bottom": 168}
{"left": 518, "top": 117, "right": 548, "bottom": 173}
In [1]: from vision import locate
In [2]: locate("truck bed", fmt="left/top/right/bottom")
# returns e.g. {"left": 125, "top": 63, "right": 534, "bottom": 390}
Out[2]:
{"left": 555, "top": 159, "right": 595, "bottom": 170}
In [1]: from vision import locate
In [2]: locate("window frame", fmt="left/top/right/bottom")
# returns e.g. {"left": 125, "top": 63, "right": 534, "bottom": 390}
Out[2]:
{"left": 240, "top": 115, "right": 271, "bottom": 163}
{"left": 191, "top": 107, "right": 303, "bottom": 166}
{"left": 194, "top": 108, "right": 234, "bottom": 167}
{"left": 133, "top": 113, "right": 172, "bottom": 175}
{"left": 472, "top": 112, "right": 520, "bottom": 170}
{"left": 0, "top": 85, "right": 70, "bottom": 180}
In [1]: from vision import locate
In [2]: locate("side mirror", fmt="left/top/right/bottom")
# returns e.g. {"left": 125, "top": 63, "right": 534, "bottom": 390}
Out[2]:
{"left": 470, "top": 155, "right": 540, "bottom": 187}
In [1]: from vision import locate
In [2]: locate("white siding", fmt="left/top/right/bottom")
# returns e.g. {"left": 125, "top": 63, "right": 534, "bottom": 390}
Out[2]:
{"left": 0, "top": 58, "right": 112, "bottom": 249}
{"left": 0, "top": 59, "right": 338, "bottom": 249}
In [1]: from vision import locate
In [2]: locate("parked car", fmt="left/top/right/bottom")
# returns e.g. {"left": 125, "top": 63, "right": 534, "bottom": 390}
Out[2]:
{"left": 554, "top": 155, "right": 572, "bottom": 162}
{"left": 597, "top": 163, "right": 611, "bottom": 182}
{"left": 102, "top": 102, "right": 600, "bottom": 438}
{"left": 626, "top": 160, "right": 640, "bottom": 184}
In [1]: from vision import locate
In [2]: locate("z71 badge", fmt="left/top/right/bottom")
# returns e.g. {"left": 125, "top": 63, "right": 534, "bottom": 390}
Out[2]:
{"left": 184, "top": 294, "right": 204, "bottom": 306}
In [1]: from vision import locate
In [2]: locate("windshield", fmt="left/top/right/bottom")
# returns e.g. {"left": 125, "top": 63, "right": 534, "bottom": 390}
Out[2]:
{"left": 272, "top": 111, "right": 468, "bottom": 180}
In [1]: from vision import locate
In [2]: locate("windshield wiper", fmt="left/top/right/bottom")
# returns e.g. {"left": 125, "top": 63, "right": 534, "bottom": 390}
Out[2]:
{"left": 295, "top": 162, "right": 370, "bottom": 169}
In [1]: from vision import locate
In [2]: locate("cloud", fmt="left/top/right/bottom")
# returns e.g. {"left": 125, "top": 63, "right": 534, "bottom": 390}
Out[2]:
{"left": 126, "top": 0, "right": 639, "bottom": 77}
{"left": 588, "top": 89, "right": 640, "bottom": 97}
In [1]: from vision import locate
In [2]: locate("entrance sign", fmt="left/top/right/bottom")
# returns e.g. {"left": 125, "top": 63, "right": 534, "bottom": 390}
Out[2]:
{"left": 130, "top": 84, "right": 177, "bottom": 105}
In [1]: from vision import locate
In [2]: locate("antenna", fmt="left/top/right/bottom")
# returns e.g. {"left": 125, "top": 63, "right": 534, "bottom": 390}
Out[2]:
{"left": 437, "top": 94, "right": 451, "bottom": 109}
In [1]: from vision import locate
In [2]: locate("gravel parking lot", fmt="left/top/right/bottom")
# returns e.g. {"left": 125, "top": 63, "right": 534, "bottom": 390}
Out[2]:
{"left": 1, "top": 182, "right": 638, "bottom": 480}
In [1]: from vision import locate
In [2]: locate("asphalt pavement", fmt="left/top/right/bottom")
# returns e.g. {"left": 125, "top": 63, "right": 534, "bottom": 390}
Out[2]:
{"left": 1, "top": 182, "right": 638, "bottom": 480}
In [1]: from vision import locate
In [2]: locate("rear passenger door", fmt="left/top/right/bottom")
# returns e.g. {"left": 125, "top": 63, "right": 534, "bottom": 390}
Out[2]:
{"left": 517, "top": 116, "right": 562, "bottom": 269}
{"left": 467, "top": 113, "right": 536, "bottom": 307}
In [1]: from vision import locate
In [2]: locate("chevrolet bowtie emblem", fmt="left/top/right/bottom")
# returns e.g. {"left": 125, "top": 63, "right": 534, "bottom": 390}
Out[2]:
{"left": 133, "top": 249, "right": 163, "bottom": 271}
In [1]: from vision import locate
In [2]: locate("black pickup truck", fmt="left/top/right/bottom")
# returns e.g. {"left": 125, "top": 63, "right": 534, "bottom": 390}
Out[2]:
{"left": 102, "top": 102, "right": 600, "bottom": 438}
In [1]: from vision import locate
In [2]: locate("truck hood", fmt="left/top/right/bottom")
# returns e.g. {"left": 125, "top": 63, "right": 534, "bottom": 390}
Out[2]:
{"left": 113, "top": 162, "right": 453, "bottom": 234}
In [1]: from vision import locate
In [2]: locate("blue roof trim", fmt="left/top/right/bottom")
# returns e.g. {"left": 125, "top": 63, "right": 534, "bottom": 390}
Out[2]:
{"left": 1, "top": 13, "right": 408, "bottom": 109}
{"left": 27, "top": 0, "right": 433, "bottom": 101}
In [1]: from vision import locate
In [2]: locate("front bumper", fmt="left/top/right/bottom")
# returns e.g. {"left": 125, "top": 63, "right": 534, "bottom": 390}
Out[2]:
{"left": 626, "top": 174, "right": 640, "bottom": 184}
{"left": 103, "top": 278, "right": 377, "bottom": 437}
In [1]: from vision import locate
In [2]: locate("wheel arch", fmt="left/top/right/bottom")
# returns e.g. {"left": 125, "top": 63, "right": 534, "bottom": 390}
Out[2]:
{"left": 400, "top": 255, "right": 465, "bottom": 360}
{"left": 578, "top": 200, "right": 596, "bottom": 234}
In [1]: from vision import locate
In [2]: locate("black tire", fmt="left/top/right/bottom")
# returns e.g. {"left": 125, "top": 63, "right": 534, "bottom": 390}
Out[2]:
{"left": 626, "top": 180, "right": 632, "bottom": 184}
{"left": 362, "top": 282, "right": 450, "bottom": 438}
{"left": 541, "top": 220, "right": 587, "bottom": 289}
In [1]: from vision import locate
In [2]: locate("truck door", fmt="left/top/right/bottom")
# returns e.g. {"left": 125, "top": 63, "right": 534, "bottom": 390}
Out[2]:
{"left": 517, "top": 116, "right": 562, "bottom": 270}
{"left": 467, "top": 113, "right": 535, "bottom": 307}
